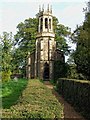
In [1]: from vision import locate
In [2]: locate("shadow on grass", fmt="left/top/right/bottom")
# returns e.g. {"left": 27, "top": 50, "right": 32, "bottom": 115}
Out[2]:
{"left": 1, "top": 78, "right": 28, "bottom": 109}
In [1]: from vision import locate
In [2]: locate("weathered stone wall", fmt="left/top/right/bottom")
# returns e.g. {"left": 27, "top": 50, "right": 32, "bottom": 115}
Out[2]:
{"left": 26, "top": 54, "right": 31, "bottom": 79}
{"left": 26, "top": 51, "right": 35, "bottom": 79}
{"left": 30, "top": 51, "right": 35, "bottom": 78}
{"left": 35, "top": 36, "right": 56, "bottom": 80}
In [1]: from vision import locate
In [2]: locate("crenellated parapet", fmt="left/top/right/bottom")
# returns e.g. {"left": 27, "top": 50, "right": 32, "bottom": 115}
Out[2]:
{"left": 36, "top": 4, "right": 54, "bottom": 34}
{"left": 37, "top": 4, "right": 52, "bottom": 17}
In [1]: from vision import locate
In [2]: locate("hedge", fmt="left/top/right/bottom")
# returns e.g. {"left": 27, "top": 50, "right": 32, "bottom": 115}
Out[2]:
{"left": 56, "top": 78, "right": 90, "bottom": 119}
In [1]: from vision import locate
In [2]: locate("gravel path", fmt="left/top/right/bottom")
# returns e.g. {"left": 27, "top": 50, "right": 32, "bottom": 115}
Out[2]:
{"left": 44, "top": 81, "right": 86, "bottom": 120}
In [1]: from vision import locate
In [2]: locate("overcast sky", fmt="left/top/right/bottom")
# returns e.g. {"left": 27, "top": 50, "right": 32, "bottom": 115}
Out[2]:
{"left": 0, "top": 0, "right": 88, "bottom": 34}
{"left": 0, "top": 0, "right": 88, "bottom": 61}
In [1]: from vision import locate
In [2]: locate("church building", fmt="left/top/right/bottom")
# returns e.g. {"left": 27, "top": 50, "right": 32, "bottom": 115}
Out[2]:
{"left": 26, "top": 5, "right": 65, "bottom": 80}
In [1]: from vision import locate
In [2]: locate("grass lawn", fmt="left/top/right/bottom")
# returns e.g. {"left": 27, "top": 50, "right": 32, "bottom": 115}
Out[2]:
{"left": 1, "top": 79, "right": 64, "bottom": 119}
{"left": 1, "top": 78, "right": 28, "bottom": 108}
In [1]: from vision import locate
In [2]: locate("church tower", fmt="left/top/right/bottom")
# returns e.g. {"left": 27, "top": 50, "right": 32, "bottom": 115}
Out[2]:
{"left": 35, "top": 5, "right": 56, "bottom": 80}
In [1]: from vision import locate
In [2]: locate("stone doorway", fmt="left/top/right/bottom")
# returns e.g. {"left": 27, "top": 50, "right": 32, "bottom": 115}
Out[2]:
{"left": 43, "top": 62, "right": 49, "bottom": 80}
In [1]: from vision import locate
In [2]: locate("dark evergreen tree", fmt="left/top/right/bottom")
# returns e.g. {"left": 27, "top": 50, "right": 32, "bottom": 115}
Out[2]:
{"left": 71, "top": 1, "right": 90, "bottom": 80}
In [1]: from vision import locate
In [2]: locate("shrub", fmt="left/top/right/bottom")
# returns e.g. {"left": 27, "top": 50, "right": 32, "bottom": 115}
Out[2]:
{"left": 67, "top": 64, "right": 86, "bottom": 80}
{"left": 2, "top": 70, "right": 11, "bottom": 82}
{"left": 54, "top": 60, "right": 68, "bottom": 83}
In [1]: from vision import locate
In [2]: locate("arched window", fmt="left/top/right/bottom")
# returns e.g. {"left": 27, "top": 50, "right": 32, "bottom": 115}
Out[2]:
{"left": 40, "top": 18, "right": 43, "bottom": 31}
{"left": 45, "top": 18, "right": 48, "bottom": 28}
{"left": 49, "top": 19, "right": 51, "bottom": 29}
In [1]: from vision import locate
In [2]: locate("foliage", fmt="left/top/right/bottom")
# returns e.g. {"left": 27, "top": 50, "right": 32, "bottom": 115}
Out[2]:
{"left": 56, "top": 78, "right": 90, "bottom": 119}
{"left": 53, "top": 16, "right": 71, "bottom": 55}
{"left": 71, "top": 1, "right": 90, "bottom": 80}
{"left": 12, "top": 18, "right": 38, "bottom": 76}
{"left": 11, "top": 47, "right": 26, "bottom": 76}
{"left": 14, "top": 18, "right": 38, "bottom": 52}
{"left": 1, "top": 79, "right": 64, "bottom": 119}
{"left": 0, "top": 32, "right": 13, "bottom": 82}
{"left": 0, "top": 44, "right": 2, "bottom": 74}
{"left": 54, "top": 60, "right": 69, "bottom": 83}
{"left": 2, "top": 70, "right": 11, "bottom": 82}
{"left": 1, "top": 78, "right": 28, "bottom": 108}
{"left": 66, "top": 64, "right": 86, "bottom": 80}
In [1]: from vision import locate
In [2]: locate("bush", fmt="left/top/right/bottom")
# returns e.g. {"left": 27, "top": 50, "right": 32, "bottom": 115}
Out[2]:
{"left": 67, "top": 64, "right": 86, "bottom": 80}
{"left": 54, "top": 60, "right": 68, "bottom": 83}
{"left": 2, "top": 70, "right": 11, "bottom": 82}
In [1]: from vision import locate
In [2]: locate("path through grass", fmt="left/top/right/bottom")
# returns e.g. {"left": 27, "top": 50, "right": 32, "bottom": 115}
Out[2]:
{"left": 1, "top": 79, "right": 64, "bottom": 119}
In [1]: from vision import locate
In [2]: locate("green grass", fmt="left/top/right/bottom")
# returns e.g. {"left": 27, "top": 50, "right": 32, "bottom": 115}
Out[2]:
{"left": 1, "top": 79, "right": 64, "bottom": 119}
{"left": 1, "top": 78, "right": 28, "bottom": 108}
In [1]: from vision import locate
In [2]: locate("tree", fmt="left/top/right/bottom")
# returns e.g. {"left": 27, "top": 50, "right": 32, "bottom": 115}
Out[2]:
{"left": 54, "top": 60, "right": 69, "bottom": 82}
{"left": 0, "top": 32, "right": 13, "bottom": 81}
{"left": 13, "top": 18, "right": 38, "bottom": 76}
{"left": 53, "top": 17, "right": 71, "bottom": 55}
{"left": 14, "top": 18, "right": 38, "bottom": 53}
{"left": 71, "top": 1, "right": 90, "bottom": 80}
{"left": 53, "top": 17, "right": 71, "bottom": 81}
{"left": 11, "top": 47, "right": 26, "bottom": 77}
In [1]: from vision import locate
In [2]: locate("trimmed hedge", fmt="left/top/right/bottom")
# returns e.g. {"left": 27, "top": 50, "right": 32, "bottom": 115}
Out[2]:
{"left": 1, "top": 79, "right": 64, "bottom": 119}
{"left": 56, "top": 78, "right": 90, "bottom": 119}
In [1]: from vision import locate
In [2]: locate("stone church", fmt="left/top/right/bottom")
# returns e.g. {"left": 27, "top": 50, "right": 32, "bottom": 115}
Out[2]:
{"left": 26, "top": 5, "right": 65, "bottom": 80}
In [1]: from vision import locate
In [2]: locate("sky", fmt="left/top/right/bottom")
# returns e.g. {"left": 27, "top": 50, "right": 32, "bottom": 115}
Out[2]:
{"left": 0, "top": 0, "right": 88, "bottom": 61}
{"left": 0, "top": 0, "right": 88, "bottom": 34}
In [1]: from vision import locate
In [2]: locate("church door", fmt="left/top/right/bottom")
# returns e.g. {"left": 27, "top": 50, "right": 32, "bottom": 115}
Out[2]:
{"left": 43, "top": 62, "right": 49, "bottom": 80}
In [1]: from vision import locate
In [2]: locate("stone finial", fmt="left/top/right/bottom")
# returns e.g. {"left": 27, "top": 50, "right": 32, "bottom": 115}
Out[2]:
{"left": 47, "top": 4, "right": 49, "bottom": 12}
{"left": 39, "top": 5, "right": 41, "bottom": 12}
{"left": 50, "top": 5, "right": 52, "bottom": 13}
{"left": 42, "top": 4, "right": 44, "bottom": 11}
